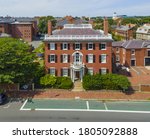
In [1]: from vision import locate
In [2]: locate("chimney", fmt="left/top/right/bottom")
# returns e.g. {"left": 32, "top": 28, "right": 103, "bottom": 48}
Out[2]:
{"left": 104, "top": 17, "right": 108, "bottom": 36}
{"left": 89, "top": 19, "right": 94, "bottom": 27}
{"left": 48, "top": 20, "right": 52, "bottom": 35}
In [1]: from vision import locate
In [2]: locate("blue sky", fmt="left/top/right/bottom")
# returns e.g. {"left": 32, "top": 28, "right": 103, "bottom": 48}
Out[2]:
{"left": 0, "top": 0, "right": 150, "bottom": 17}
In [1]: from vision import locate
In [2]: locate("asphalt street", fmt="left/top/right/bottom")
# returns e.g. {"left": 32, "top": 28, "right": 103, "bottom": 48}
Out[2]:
{"left": 0, "top": 100, "right": 150, "bottom": 122}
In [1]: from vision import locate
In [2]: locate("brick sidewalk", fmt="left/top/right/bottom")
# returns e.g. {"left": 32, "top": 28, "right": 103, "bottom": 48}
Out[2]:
{"left": 7, "top": 89, "right": 150, "bottom": 100}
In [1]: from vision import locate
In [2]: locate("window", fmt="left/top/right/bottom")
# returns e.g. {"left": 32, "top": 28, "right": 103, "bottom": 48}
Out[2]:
{"left": 49, "top": 68, "right": 55, "bottom": 76}
{"left": 88, "top": 43, "right": 93, "bottom": 50}
{"left": 63, "top": 43, "right": 68, "bottom": 50}
{"left": 88, "top": 68, "right": 94, "bottom": 75}
{"left": 49, "top": 54, "right": 55, "bottom": 63}
{"left": 62, "top": 54, "right": 68, "bottom": 63}
{"left": 116, "top": 55, "right": 120, "bottom": 62}
{"left": 116, "top": 47, "right": 120, "bottom": 53}
{"left": 62, "top": 68, "right": 68, "bottom": 77}
{"left": 88, "top": 54, "right": 93, "bottom": 63}
{"left": 131, "top": 49, "right": 135, "bottom": 55}
{"left": 100, "top": 54, "right": 107, "bottom": 63}
{"left": 75, "top": 43, "right": 80, "bottom": 50}
{"left": 100, "top": 43, "right": 106, "bottom": 50}
{"left": 148, "top": 50, "right": 150, "bottom": 57}
{"left": 49, "top": 43, "right": 55, "bottom": 50}
{"left": 100, "top": 68, "right": 107, "bottom": 75}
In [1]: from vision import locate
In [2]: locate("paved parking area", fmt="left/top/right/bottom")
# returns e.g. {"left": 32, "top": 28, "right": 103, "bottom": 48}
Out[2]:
{"left": 20, "top": 99, "right": 150, "bottom": 113}
{"left": 128, "top": 66, "right": 150, "bottom": 86}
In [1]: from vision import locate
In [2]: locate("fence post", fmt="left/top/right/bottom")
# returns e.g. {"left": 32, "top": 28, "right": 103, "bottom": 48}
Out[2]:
{"left": 32, "top": 83, "right": 34, "bottom": 91}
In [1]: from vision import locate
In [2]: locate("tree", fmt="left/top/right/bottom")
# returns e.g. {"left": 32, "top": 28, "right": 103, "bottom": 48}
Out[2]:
{"left": 38, "top": 16, "right": 56, "bottom": 34}
{"left": 0, "top": 37, "right": 39, "bottom": 83}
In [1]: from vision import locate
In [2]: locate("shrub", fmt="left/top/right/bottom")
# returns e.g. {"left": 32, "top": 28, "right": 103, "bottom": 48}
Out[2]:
{"left": 40, "top": 74, "right": 57, "bottom": 87}
{"left": 55, "top": 77, "right": 73, "bottom": 89}
{"left": 83, "top": 73, "right": 130, "bottom": 90}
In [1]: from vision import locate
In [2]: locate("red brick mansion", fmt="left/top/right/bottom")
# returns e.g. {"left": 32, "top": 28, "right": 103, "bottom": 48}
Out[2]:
{"left": 44, "top": 18, "right": 113, "bottom": 82}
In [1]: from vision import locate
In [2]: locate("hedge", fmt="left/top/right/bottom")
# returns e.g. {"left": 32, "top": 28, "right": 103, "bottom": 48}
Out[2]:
{"left": 82, "top": 74, "right": 131, "bottom": 90}
{"left": 54, "top": 77, "right": 73, "bottom": 89}
{"left": 40, "top": 75, "right": 73, "bottom": 89}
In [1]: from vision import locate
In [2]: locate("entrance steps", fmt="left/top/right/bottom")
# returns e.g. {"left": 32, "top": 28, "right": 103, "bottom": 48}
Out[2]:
{"left": 72, "top": 80, "right": 85, "bottom": 92}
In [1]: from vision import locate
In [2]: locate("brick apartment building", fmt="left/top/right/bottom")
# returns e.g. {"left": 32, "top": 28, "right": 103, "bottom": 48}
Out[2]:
{"left": 112, "top": 40, "right": 150, "bottom": 67}
{"left": 44, "top": 18, "right": 113, "bottom": 82}
{"left": 0, "top": 17, "right": 37, "bottom": 42}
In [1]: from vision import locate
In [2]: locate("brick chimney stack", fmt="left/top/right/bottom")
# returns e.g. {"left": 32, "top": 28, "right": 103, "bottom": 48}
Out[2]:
{"left": 104, "top": 17, "right": 108, "bottom": 36}
{"left": 48, "top": 20, "right": 52, "bottom": 35}
{"left": 89, "top": 18, "right": 94, "bottom": 27}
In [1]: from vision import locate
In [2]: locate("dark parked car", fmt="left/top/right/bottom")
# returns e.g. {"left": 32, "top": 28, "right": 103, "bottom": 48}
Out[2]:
{"left": 0, "top": 93, "right": 7, "bottom": 105}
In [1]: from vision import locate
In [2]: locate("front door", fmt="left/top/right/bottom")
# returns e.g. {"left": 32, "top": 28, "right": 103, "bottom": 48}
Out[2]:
{"left": 131, "top": 60, "right": 136, "bottom": 66}
{"left": 75, "top": 71, "right": 80, "bottom": 79}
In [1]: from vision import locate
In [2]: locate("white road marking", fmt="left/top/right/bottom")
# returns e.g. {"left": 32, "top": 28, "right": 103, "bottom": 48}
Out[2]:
{"left": 104, "top": 103, "right": 108, "bottom": 110}
{"left": 20, "top": 99, "right": 28, "bottom": 110}
{"left": 86, "top": 101, "right": 89, "bottom": 110}
{"left": 3, "top": 104, "right": 10, "bottom": 109}
{"left": 20, "top": 108, "right": 150, "bottom": 114}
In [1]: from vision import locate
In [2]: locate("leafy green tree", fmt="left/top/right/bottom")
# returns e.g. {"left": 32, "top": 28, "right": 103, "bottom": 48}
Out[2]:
{"left": 0, "top": 37, "right": 39, "bottom": 83}
{"left": 38, "top": 16, "right": 56, "bottom": 34}
{"left": 40, "top": 74, "right": 57, "bottom": 87}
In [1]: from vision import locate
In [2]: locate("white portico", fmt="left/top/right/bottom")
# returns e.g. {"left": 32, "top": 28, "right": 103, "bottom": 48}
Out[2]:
{"left": 70, "top": 51, "right": 85, "bottom": 82}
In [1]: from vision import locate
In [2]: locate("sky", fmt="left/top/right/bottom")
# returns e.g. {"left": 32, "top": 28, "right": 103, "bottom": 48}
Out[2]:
{"left": 0, "top": 0, "right": 150, "bottom": 17}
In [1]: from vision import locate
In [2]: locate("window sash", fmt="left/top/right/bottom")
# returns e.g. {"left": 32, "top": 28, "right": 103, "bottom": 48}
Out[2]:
{"left": 75, "top": 43, "right": 80, "bottom": 50}
{"left": 50, "top": 55, "right": 55, "bottom": 63}
{"left": 88, "top": 54, "right": 93, "bottom": 63}
{"left": 63, "top": 43, "right": 68, "bottom": 50}
{"left": 131, "top": 49, "right": 135, "bottom": 55}
{"left": 50, "top": 43, "right": 55, "bottom": 50}
{"left": 101, "top": 55, "right": 106, "bottom": 63}
{"left": 88, "top": 43, "right": 93, "bottom": 50}
{"left": 101, "top": 68, "right": 107, "bottom": 75}
{"left": 62, "top": 69, "right": 68, "bottom": 76}
{"left": 63, "top": 54, "right": 68, "bottom": 63}
{"left": 49, "top": 68, "right": 55, "bottom": 75}
{"left": 100, "top": 43, "right": 106, "bottom": 50}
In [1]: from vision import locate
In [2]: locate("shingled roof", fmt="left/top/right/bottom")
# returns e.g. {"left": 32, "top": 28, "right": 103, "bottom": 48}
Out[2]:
{"left": 53, "top": 28, "right": 101, "bottom": 36}
{"left": 112, "top": 40, "right": 150, "bottom": 49}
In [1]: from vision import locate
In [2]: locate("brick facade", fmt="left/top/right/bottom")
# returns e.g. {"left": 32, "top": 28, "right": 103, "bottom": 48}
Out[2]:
{"left": 112, "top": 40, "right": 150, "bottom": 67}
{"left": 0, "top": 17, "right": 37, "bottom": 42}
{"left": 44, "top": 21, "right": 113, "bottom": 82}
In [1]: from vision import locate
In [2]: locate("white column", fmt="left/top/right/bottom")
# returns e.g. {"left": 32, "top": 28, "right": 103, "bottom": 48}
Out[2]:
{"left": 70, "top": 68, "right": 72, "bottom": 80}
{"left": 80, "top": 69, "right": 83, "bottom": 82}
{"left": 72, "top": 69, "right": 75, "bottom": 82}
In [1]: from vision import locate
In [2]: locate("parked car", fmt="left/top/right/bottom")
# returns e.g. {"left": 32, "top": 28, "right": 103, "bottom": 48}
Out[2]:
{"left": 0, "top": 93, "right": 7, "bottom": 105}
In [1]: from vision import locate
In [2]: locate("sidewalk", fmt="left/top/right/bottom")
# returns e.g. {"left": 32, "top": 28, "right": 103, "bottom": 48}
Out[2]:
{"left": 7, "top": 89, "right": 150, "bottom": 100}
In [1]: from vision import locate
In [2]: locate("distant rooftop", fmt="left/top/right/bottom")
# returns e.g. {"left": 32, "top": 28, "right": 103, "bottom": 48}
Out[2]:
{"left": 112, "top": 40, "right": 150, "bottom": 49}
{"left": 136, "top": 24, "right": 150, "bottom": 34}
{"left": 0, "top": 16, "right": 36, "bottom": 24}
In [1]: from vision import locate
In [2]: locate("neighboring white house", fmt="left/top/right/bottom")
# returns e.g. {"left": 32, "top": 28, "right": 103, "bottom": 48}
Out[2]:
{"left": 136, "top": 24, "right": 150, "bottom": 40}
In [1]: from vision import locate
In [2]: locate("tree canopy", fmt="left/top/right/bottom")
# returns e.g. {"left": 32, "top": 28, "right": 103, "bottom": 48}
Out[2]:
{"left": 0, "top": 37, "right": 41, "bottom": 84}
{"left": 38, "top": 16, "right": 56, "bottom": 34}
